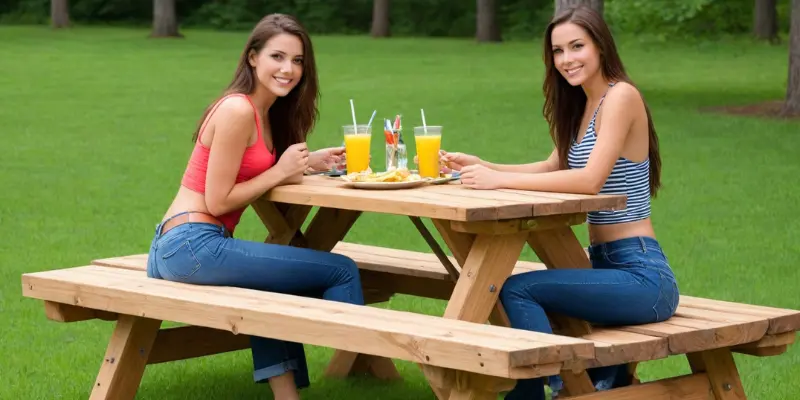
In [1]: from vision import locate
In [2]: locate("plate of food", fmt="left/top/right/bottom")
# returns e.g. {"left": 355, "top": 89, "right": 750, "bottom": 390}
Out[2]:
{"left": 340, "top": 168, "right": 430, "bottom": 190}
{"left": 429, "top": 171, "right": 461, "bottom": 185}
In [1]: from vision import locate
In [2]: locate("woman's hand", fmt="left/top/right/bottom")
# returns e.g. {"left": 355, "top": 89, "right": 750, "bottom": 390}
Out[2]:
{"left": 460, "top": 164, "right": 506, "bottom": 190}
{"left": 440, "top": 150, "right": 481, "bottom": 172}
{"left": 308, "top": 147, "right": 345, "bottom": 172}
{"left": 276, "top": 143, "right": 309, "bottom": 182}
{"left": 413, "top": 150, "right": 482, "bottom": 173}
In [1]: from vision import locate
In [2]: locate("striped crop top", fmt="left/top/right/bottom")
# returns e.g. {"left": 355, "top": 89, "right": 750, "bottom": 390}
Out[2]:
{"left": 567, "top": 83, "right": 652, "bottom": 225}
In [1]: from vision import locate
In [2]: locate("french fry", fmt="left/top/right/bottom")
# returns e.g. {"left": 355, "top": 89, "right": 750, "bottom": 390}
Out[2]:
{"left": 343, "top": 168, "right": 423, "bottom": 184}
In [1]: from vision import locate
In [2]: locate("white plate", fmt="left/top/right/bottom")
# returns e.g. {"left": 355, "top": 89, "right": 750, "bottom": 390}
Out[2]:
{"left": 429, "top": 176, "right": 460, "bottom": 185}
{"left": 341, "top": 180, "right": 430, "bottom": 190}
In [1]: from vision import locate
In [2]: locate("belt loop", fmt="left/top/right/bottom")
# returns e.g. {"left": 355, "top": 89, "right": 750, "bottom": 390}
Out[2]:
{"left": 639, "top": 237, "right": 647, "bottom": 253}
{"left": 156, "top": 211, "right": 191, "bottom": 238}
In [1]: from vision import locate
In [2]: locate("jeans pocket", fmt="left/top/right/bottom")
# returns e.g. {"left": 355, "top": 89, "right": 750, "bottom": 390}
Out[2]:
{"left": 203, "top": 236, "right": 225, "bottom": 258}
{"left": 160, "top": 240, "right": 202, "bottom": 280}
{"left": 653, "top": 275, "right": 679, "bottom": 322}
{"left": 604, "top": 249, "right": 645, "bottom": 268}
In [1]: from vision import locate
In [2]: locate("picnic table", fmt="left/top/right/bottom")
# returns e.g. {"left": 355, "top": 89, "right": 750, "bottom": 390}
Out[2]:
{"left": 251, "top": 174, "right": 633, "bottom": 397}
{"left": 23, "top": 174, "right": 800, "bottom": 399}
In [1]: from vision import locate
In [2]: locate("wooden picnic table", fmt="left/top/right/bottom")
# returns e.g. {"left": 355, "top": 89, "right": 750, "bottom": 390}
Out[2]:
{"left": 27, "top": 173, "right": 798, "bottom": 399}
{"left": 252, "top": 175, "right": 627, "bottom": 398}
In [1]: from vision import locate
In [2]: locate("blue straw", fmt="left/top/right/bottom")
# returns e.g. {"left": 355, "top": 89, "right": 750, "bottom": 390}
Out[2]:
{"left": 367, "top": 110, "right": 377, "bottom": 127}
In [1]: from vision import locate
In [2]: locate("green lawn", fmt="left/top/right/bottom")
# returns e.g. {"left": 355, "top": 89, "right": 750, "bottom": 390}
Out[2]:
{"left": 1, "top": 25, "right": 798, "bottom": 399}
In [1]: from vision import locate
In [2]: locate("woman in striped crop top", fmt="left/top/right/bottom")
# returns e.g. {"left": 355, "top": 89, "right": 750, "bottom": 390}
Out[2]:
{"left": 146, "top": 14, "right": 366, "bottom": 400}
{"left": 441, "top": 6, "right": 680, "bottom": 400}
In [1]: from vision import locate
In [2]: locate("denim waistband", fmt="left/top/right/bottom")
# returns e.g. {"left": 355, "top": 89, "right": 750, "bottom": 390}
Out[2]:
{"left": 588, "top": 236, "right": 664, "bottom": 258}
{"left": 154, "top": 211, "right": 230, "bottom": 241}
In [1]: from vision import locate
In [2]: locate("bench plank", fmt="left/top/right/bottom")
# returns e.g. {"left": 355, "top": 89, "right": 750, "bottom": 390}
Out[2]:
{"left": 679, "top": 295, "right": 800, "bottom": 335}
{"left": 581, "top": 329, "right": 669, "bottom": 368}
{"left": 617, "top": 316, "right": 768, "bottom": 354}
{"left": 22, "top": 265, "right": 594, "bottom": 379}
{"left": 90, "top": 243, "right": 799, "bottom": 364}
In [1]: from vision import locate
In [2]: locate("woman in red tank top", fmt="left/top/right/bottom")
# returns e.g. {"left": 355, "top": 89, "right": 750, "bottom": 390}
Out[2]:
{"left": 146, "top": 14, "right": 365, "bottom": 400}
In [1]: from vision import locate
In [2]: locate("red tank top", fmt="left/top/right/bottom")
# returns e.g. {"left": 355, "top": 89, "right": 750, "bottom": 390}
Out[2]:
{"left": 180, "top": 94, "right": 276, "bottom": 233}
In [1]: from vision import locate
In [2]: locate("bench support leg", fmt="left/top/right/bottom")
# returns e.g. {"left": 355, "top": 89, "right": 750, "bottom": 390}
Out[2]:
{"left": 324, "top": 351, "right": 401, "bottom": 380}
{"left": 448, "top": 387, "right": 501, "bottom": 400}
{"left": 687, "top": 348, "right": 747, "bottom": 399}
{"left": 426, "top": 369, "right": 515, "bottom": 400}
{"left": 90, "top": 315, "right": 161, "bottom": 400}
{"left": 627, "top": 362, "right": 641, "bottom": 384}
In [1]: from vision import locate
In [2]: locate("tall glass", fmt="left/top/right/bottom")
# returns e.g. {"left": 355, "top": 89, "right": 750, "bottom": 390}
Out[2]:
{"left": 414, "top": 126, "right": 442, "bottom": 178}
{"left": 343, "top": 124, "right": 372, "bottom": 173}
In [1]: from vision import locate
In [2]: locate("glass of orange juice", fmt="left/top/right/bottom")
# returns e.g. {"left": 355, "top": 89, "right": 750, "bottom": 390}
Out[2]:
{"left": 414, "top": 125, "right": 442, "bottom": 179}
{"left": 343, "top": 124, "right": 372, "bottom": 173}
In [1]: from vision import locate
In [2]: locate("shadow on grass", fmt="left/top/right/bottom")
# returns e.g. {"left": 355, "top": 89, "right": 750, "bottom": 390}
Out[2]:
{"left": 134, "top": 353, "right": 438, "bottom": 400}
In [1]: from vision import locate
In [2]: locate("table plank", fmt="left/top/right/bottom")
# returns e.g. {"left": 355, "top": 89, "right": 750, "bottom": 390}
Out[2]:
{"left": 261, "top": 176, "right": 626, "bottom": 222}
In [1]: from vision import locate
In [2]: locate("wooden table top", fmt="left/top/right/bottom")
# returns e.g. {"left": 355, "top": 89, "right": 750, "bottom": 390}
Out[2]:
{"left": 262, "top": 175, "right": 626, "bottom": 222}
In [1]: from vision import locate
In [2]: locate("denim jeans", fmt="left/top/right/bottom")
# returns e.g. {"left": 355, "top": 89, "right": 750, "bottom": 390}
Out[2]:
{"left": 499, "top": 236, "right": 679, "bottom": 400}
{"left": 146, "top": 212, "right": 365, "bottom": 389}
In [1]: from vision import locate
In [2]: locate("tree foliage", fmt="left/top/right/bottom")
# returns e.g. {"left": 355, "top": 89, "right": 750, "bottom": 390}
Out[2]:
{"left": 0, "top": 0, "right": 794, "bottom": 40}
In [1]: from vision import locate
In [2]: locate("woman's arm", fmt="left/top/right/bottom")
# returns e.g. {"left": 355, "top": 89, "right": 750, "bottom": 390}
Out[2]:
{"left": 203, "top": 97, "right": 304, "bottom": 216}
{"left": 461, "top": 84, "right": 640, "bottom": 194}
{"left": 482, "top": 149, "right": 560, "bottom": 173}
{"left": 440, "top": 149, "right": 559, "bottom": 174}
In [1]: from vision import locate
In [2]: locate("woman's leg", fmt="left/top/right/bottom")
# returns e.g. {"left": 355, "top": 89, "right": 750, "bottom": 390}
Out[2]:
{"left": 499, "top": 265, "right": 674, "bottom": 400}
{"left": 152, "top": 225, "right": 365, "bottom": 396}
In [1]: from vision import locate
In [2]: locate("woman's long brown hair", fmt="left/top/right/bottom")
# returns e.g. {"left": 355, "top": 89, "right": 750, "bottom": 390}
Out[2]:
{"left": 191, "top": 14, "right": 319, "bottom": 159}
{"left": 542, "top": 6, "right": 662, "bottom": 196}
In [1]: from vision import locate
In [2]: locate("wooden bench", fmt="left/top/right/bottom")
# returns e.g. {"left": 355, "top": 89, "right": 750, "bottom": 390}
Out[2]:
{"left": 90, "top": 243, "right": 800, "bottom": 399}
{"left": 22, "top": 264, "right": 597, "bottom": 400}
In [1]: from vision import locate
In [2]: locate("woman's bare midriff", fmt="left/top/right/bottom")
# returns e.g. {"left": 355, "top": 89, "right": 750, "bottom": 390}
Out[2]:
{"left": 161, "top": 186, "right": 214, "bottom": 222}
{"left": 587, "top": 217, "right": 656, "bottom": 245}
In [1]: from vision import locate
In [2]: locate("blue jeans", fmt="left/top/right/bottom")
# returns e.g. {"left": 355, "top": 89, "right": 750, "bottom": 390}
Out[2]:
{"left": 146, "top": 212, "right": 365, "bottom": 389}
{"left": 500, "top": 236, "right": 679, "bottom": 400}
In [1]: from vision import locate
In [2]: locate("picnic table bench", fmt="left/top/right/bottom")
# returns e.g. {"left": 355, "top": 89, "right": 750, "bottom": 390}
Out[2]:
{"left": 22, "top": 175, "right": 800, "bottom": 399}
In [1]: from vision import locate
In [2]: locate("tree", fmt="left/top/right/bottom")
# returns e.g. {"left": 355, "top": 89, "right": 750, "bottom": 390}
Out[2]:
{"left": 151, "top": 0, "right": 182, "bottom": 38}
{"left": 371, "top": 0, "right": 390, "bottom": 38}
{"left": 476, "top": 0, "right": 502, "bottom": 42}
{"left": 782, "top": 0, "right": 800, "bottom": 117}
{"left": 753, "top": 0, "right": 779, "bottom": 43}
{"left": 555, "top": 0, "right": 604, "bottom": 16}
{"left": 51, "top": 0, "right": 70, "bottom": 29}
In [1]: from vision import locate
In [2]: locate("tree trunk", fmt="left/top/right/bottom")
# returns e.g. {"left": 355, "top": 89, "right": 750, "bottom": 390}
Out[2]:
{"left": 753, "top": 0, "right": 779, "bottom": 43}
{"left": 151, "top": 0, "right": 182, "bottom": 38}
{"left": 370, "top": 0, "right": 391, "bottom": 38}
{"left": 555, "top": 0, "right": 604, "bottom": 17}
{"left": 781, "top": 0, "right": 800, "bottom": 117}
{"left": 476, "top": 0, "right": 502, "bottom": 42}
{"left": 51, "top": 0, "right": 70, "bottom": 29}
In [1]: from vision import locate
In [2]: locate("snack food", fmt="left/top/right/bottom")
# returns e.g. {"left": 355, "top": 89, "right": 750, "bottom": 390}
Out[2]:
{"left": 342, "top": 168, "right": 423, "bottom": 183}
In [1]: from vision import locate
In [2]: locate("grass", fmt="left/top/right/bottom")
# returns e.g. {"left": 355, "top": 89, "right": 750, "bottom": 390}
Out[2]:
{"left": 1, "top": 24, "right": 798, "bottom": 399}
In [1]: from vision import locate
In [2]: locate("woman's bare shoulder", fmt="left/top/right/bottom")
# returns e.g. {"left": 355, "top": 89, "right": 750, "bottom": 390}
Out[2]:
{"left": 213, "top": 95, "right": 256, "bottom": 122}
{"left": 204, "top": 95, "right": 257, "bottom": 144}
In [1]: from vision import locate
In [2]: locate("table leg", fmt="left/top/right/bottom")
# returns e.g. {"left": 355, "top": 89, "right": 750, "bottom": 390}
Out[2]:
{"left": 527, "top": 227, "right": 597, "bottom": 396}
{"left": 423, "top": 227, "right": 530, "bottom": 399}
{"left": 430, "top": 219, "right": 510, "bottom": 326}
{"left": 252, "top": 201, "right": 312, "bottom": 246}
